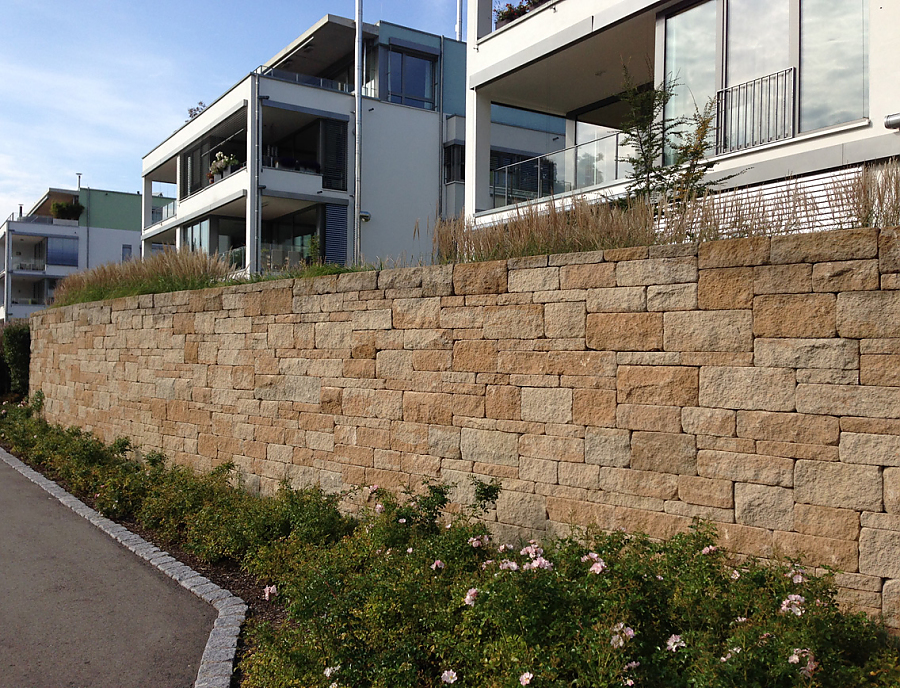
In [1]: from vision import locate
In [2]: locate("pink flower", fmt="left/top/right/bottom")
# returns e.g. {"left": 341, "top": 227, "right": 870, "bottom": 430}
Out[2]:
{"left": 624, "top": 661, "right": 640, "bottom": 670}
{"left": 499, "top": 559, "right": 519, "bottom": 571}
{"left": 780, "top": 594, "right": 805, "bottom": 616}
{"left": 464, "top": 588, "right": 479, "bottom": 606}
{"left": 788, "top": 567, "right": 807, "bottom": 584}
{"left": 468, "top": 536, "right": 483, "bottom": 548}
{"left": 581, "top": 551, "right": 601, "bottom": 562}
{"left": 519, "top": 672, "right": 533, "bottom": 685}
{"left": 263, "top": 584, "right": 277, "bottom": 601}
{"left": 701, "top": 545, "right": 717, "bottom": 555}
{"left": 324, "top": 665, "right": 340, "bottom": 678}
{"left": 374, "top": 503, "right": 384, "bottom": 513}
{"left": 398, "top": 518, "right": 407, "bottom": 524}
{"left": 481, "top": 559, "right": 495, "bottom": 570}
{"left": 666, "top": 635, "right": 686, "bottom": 652}
{"left": 589, "top": 560, "right": 607, "bottom": 574}
{"left": 522, "top": 556, "right": 553, "bottom": 571}
{"left": 431, "top": 559, "right": 445, "bottom": 570}
{"left": 730, "top": 569, "right": 741, "bottom": 580}
{"left": 407, "top": 547, "right": 413, "bottom": 553}
{"left": 441, "top": 669, "right": 457, "bottom": 683}
{"left": 520, "top": 543, "right": 543, "bottom": 559}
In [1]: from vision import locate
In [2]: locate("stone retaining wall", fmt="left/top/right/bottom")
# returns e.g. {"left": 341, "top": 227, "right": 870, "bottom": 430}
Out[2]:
{"left": 31, "top": 227, "right": 900, "bottom": 624}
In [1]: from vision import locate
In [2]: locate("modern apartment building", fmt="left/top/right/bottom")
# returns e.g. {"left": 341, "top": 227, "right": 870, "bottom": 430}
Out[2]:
{"left": 140, "top": 15, "right": 564, "bottom": 271}
{"left": 465, "top": 0, "right": 900, "bottom": 221}
{"left": 0, "top": 187, "right": 167, "bottom": 322}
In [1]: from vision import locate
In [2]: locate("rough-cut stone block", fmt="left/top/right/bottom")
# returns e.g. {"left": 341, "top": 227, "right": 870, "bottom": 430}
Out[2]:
{"left": 599, "top": 467, "right": 678, "bottom": 499}
{"left": 838, "top": 292, "right": 900, "bottom": 338}
{"left": 559, "top": 262, "right": 615, "bottom": 290}
{"left": 736, "top": 410, "right": 839, "bottom": 445}
{"left": 615, "top": 507, "right": 692, "bottom": 539}
{"left": 880, "top": 227, "right": 900, "bottom": 272}
{"left": 544, "top": 302, "right": 585, "bottom": 339}
{"left": 796, "top": 368, "right": 859, "bottom": 385}
{"left": 546, "top": 497, "right": 616, "bottom": 529}
{"left": 453, "top": 260, "right": 507, "bottom": 295}
{"left": 496, "top": 491, "right": 547, "bottom": 530}
{"left": 520, "top": 457, "right": 558, "bottom": 484}
{"left": 616, "top": 404, "right": 682, "bottom": 433}
{"left": 813, "top": 260, "right": 879, "bottom": 292}
{"left": 617, "top": 352, "right": 679, "bottom": 366}
{"left": 521, "top": 387, "right": 572, "bottom": 424}
{"left": 735, "top": 483, "right": 794, "bottom": 530}
{"left": 664, "top": 500, "right": 734, "bottom": 522}
{"left": 698, "top": 236, "right": 770, "bottom": 268}
{"left": 754, "top": 338, "right": 858, "bottom": 370}
{"left": 697, "top": 450, "right": 794, "bottom": 487}
{"left": 861, "top": 355, "right": 900, "bottom": 386}
{"left": 774, "top": 530, "right": 858, "bottom": 571}
{"left": 486, "top": 385, "right": 520, "bottom": 420}
{"left": 678, "top": 475, "right": 733, "bottom": 508}
{"left": 519, "top": 434, "right": 583, "bottom": 462}
{"left": 698, "top": 267, "right": 753, "bottom": 310}
{"left": 794, "top": 503, "right": 859, "bottom": 540}
{"left": 484, "top": 305, "right": 543, "bottom": 339}
{"left": 717, "top": 522, "right": 774, "bottom": 557}
{"left": 887, "top": 468, "right": 900, "bottom": 514}
{"left": 586, "top": 313, "right": 662, "bottom": 351}
{"left": 586, "top": 287, "right": 646, "bottom": 313}
{"left": 770, "top": 228, "right": 877, "bottom": 264}
{"left": 700, "top": 366, "right": 795, "bottom": 411}
{"left": 605, "top": 247, "right": 647, "bottom": 262}
{"left": 631, "top": 431, "right": 696, "bottom": 475}
{"left": 585, "top": 428, "right": 631, "bottom": 467}
{"left": 617, "top": 365, "right": 698, "bottom": 406}
{"left": 422, "top": 263, "right": 454, "bottom": 297}
{"left": 840, "top": 432, "right": 900, "bottom": 467}
{"left": 860, "top": 528, "right": 900, "bottom": 578}
{"left": 753, "top": 264, "right": 812, "bottom": 294}
{"left": 460, "top": 428, "right": 518, "bottom": 466}
{"left": 452, "top": 340, "right": 498, "bottom": 372}
{"left": 795, "top": 461, "right": 882, "bottom": 511}
{"left": 558, "top": 462, "right": 600, "bottom": 489}
{"left": 315, "top": 321, "right": 352, "bottom": 349}
{"left": 753, "top": 294, "right": 836, "bottom": 338}
{"left": 498, "top": 351, "right": 549, "bottom": 375}
{"left": 647, "top": 284, "right": 697, "bottom": 311}
{"left": 663, "top": 311, "right": 753, "bottom": 352}
{"left": 573, "top": 389, "right": 616, "bottom": 427}
{"left": 393, "top": 298, "right": 440, "bottom": 329}
{"left": 883, "top": 579, "right": 900, "bottom": 630}
{"left": 548, "top": 351, "right": 616, "bottom": 377}
{"left": 440, "top": 306, "right": 484, "bottom": 329}
{"left": 352, "top": 309, "right": 393, "bottom": 330}
{"left": 616, "top": 257, "right": 697, "bottom": 286}
{"left": 796, "top": 384, "right": 900, "bottom": 418}
{"left": 682, "top": 407, "right": 735, "bottom": 437}
{"left": 508, "top": 267, "right": 559, "bottom": 293}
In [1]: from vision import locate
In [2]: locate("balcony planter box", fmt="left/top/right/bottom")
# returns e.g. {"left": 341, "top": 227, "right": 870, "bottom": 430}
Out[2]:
{"left": 495, "top": 16, "right": 514, "bottom": 29}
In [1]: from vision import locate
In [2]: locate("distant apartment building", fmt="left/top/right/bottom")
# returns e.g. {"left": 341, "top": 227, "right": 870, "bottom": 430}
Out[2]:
{"left": 465, "top": 0, "right": 900, "bottom": 222}
{"left": 0, "top": 187, "right": 169, "bottom": 322}
{"left": 140, "top": 14, "right": 564, "bottom": 271}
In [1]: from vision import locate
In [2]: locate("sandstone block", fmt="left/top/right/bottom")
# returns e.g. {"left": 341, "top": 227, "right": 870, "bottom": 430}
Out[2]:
{"left": 428, "top": 426, "right": 460, "bottom": 458}
{"left": 736, "top": 410, "right": 839, "bottom": 445}
{"left": 559, "top": 262, "right": 616, "bottom": 290}
{"left": 887, "top": 468, "right": 900, "bottom": 514}
{"left": 859, "top": 528, "right": 900, "bottom": 578}
{"left": 647, "top": 283, "right": 697, "bottom": 311}
{"left": 496, "top": 491, "right": 547, "bottom": 530}
{"left": 486, "top": 385, "right": 520, "bottom": 420}
{"left": 498, "top": 351, "right": 549, "bottom": 375}
{"left": 617, "top": 352, "right": 680, "bottom": 365}
{"left": 664, "top": 311, "right": 753, "bottom": 352}
{"left": 379, "top": 267, "right": 422, "bottom": 290}
{"left": 813, "top": 260, "right": 879, "bottom": 292}
{"left": 520, "top": 457, "right": 558, "bottom": 484}
{"left": 460, "top": 428, "right": 518, "bottom": 466}
{"left": 699, "top": 236, "right": 770, "bottom": 268}
{"left": 585, "top": 428, "right": 631, "bottom": 467}
{"left": 573, "top": 389, "right": 617, "bottom": 427}
{"left": 315, "top": 321, "right": 352, "bottom": 349}
{"left": 586, "top": 287, "right": 646, "bottom": 313}
{"left": 838, "top": 292, "right": 900, "bottom": 338}
{"left": 631, "top": 431, "right": 696, "bottom": 475}
{"left": 548, "top": 351, "right": 616, "bottom": 377}
{"left": 376, "top": 350, "right": 414, "bottom": 379}
{"left": 600, "top": 467, "right": 678, "bottom": 499}
{"left": 508, "top": 267, "right": 559, "bottom": 292}
{"left": 586, "top": 313, "right": 662, "bottom": 351}
{"left": 700, "top": 366, "right": 795, "bottom": 411}
{"left": 558, "top": 462, "right": 600, "bottom": 489}
{"left": 616, "top": 257, "right": 697, "bottom": 286}
{"left": 393, "top": 298, "right": 441, "bottom": 329}
{"left": 547, "top": 496, "right": 616, "bottom": 529}
{"left": 717, "top": 522, "right": 774, "bottom": 557}
{"left": 883, "top": 579, "right": 900, "bottom": 630}
{"left": 521, "top": 387, "right": 572, "bottom": 424}
{"left": 861, "top": 355, "right": 900, "bottom": 386}
{"left": 682, "top": 407, "right": 735, "bottom": 437}
{"left": 440, "top": 306, "right": 484, "bottom": 329}
{"left": 422, "top": 263, "right": 454, "bottom": 297}
{"left": 698, "top": 267, "right": 753, "bottom": 309}
{"left": 795, "top": 460, "right": 882, "bottom": 511}
{"left": 484, "top": 305, "right": 543, "bottom": 339}
{"left": 754, "top": 338, "right": 858, "bottom": 370}
{"left": 883, "top": 274, "right": 900, "bottom": 289}
{"left": 605, "top": 247, "right": 648, "bottom": 262}
{"left": 678, "top": 475, "right": 733, "bottom": 508}
{"left": 840, "top": 432, "right": 900, "bottom": 467}
{"left": 796, "top": 368, "right": 859, "bottom": 385}
{"left": 697, "top": 450, "right": 794, "bottom": 486}
{"left": 797, "top": 384, "right": 900, "bottom": 418}
{"left": 770, "top": 228, "right": 877, "bottom": 263}
{"left": 794, "top": 503, "right": 859, "bottom": 540}
{"left": 544, "top": 302, "right": 585, "bottom": 339}
{"left": 753, "top": 263, "right": 812, "bottom": 294}
{"left": 453, "top": 260, "right": 507, "bottom": 295}
{"left": 774, "top": 530, "right": 858, "bottom": 571}
{"left": 617, "top": 404, "right": 682, "bottom": 433}
{"left": 519, "top": 434, "right": 584, "bottom": 462}
{"left": 664, "top": 501, "right": 734, "bottom": 523}
{"left": 614, "top": 507, "right": 692, "bottom": 540}
{"left": 735, "top": 483, "right": 794, "bottom": 530}
{"left": 617, "top": 365, "right": 699, "bottom": 406}
{"left": 881, "top": 227, "right": 900, "bottom": 272}
{"left": 753, "top": 294, "right": 836, "bottom": 338}
{"left": 452, "top": 340, "right": 498, "bottom": 372}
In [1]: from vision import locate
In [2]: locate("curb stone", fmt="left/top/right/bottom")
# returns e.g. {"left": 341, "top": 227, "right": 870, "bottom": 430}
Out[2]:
{"left": 0, "top": 448, "right": 245, "bottom": 688}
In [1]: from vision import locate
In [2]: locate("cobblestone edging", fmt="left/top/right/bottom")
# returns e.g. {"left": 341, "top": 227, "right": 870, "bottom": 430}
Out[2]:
{"left": 0, "top": 448, "right": 246, "bottom": 688}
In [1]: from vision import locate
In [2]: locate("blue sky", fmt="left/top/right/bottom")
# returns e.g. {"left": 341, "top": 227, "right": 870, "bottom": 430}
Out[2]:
{"left": 0, "top": 0, "right": 465, "bottom": 216}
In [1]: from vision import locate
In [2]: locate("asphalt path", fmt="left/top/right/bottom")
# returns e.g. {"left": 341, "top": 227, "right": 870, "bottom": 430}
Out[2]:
{"left": 0, "top": 458, "right": 216, "bottom": 688}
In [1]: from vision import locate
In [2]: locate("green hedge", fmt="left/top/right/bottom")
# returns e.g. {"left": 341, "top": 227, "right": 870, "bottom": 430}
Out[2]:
{"left": 2, "top": 322, "right": 30, "bottom": 395}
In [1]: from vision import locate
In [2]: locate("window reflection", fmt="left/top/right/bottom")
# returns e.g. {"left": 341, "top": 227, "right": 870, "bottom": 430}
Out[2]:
{"left": 726, "top": 0, "right": 789, "bottom": 87}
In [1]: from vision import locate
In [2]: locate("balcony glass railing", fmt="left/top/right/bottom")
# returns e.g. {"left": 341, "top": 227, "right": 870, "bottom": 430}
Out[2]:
{"left": 10, "top": 297, "right": 49, "bottom": 306}
{"left": 262, "top": 156, "right": 322, "bottom": 174}
{"left": 10, "top": 258, "right": 47, "bottom": 271}
{"left": 256, "top": 66, "right": 377, "bottom": 97}
{"left": 491, "top": 132, "right": 629, "bottom": 209}
{"left": 261, "top": 243, "right": 309, "bottom": 272}
{"left": 151, "top": 200, "right": 177, "bottom": 225}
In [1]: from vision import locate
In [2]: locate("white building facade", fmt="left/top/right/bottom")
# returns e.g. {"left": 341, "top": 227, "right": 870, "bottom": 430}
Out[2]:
{"left": 465, "top": 0, "right": 900, "bottom": 221}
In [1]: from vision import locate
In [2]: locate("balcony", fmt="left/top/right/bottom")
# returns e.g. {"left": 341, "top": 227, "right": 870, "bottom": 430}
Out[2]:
{"left": 716, "top": 68, "right": 796, "bottom": 155}
{"left": 491, "top": 132, "right": 629, "bottom": 209}
{"left": 150, "top": 200, "right": 177, "bottom": 226}
{"left": 10, "top": 258, "right": 47, "bottom": 272}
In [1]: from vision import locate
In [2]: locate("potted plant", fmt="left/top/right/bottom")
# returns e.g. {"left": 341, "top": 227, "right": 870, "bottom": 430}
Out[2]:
{"left": 494, "top": 2, "right": 528, "bottom": 29}
{"left": 209, "top": 152, "right": 240, "bottom": 181}
{"left": 50, "top": 201, "right": 85, "bottom": 220}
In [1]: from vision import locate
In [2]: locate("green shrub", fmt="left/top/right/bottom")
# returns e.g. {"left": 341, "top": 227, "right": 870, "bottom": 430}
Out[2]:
{"left": 2, "top": 321, "right": 30, "bottom": 395}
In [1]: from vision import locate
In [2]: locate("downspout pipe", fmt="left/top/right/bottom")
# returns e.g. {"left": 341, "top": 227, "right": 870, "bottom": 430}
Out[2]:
{"left": 354, "top": 0, "right": 364, "bottom": 265}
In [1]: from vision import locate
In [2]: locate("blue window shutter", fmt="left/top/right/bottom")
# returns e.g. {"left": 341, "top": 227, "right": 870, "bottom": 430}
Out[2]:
{"left": 324, "top": 204, "right": 348, "bottom": 265}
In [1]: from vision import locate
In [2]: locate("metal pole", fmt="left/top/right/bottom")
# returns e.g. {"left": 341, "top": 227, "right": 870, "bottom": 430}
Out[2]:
{"left": 456, "top": 0, "right": 464, "bottom": 41}
{"left": 354, "top": 0, "right": 364, "bottom": 265}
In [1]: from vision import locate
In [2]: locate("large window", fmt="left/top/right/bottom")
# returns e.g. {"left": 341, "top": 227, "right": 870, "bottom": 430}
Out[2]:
{"left": 387, "top": 50, "right": 436, "bottom": 110}
{"left": 46, "top": 237, "right": 78, "bottom": 266}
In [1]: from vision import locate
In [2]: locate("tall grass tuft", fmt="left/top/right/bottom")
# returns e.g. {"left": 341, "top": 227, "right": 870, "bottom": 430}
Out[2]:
{"left": 52, "top": 249, "right": 233, "bottom": 307}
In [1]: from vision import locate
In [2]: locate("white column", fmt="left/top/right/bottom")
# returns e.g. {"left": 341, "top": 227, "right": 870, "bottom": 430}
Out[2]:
{"left": 246, "top": 77, "right": 261, "bottom": 274}
{"left": 141, "top": 176, "right": 152, "bottom": 234}
{"left": 464, "top": 0, "right": 494, "bottom": 218}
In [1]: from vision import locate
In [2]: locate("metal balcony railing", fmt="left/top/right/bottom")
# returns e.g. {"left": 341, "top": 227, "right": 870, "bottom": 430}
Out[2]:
{"left": 11, "top": 258, "right": 46, "bottom": 271}
{"left": 716, "top": 68, "right": 795, "bottom": 155}
{"left": 491, "top": 131, "right": 630, "bottom": 209}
